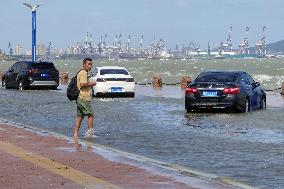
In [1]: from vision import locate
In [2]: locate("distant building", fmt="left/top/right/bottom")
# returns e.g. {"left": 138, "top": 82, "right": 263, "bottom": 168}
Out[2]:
{"left": 53, "top": 48, "right": 66, "bottom": 56}
{"left": 26, "top": 49, "right": 32, "bottom": 56}
{"left": 67, "top": 45, "right": 80, "bottom": 54}
{"left": 0, "top": 49, "right": 5, "bottom": 60}
{"left": 14, "top": 45, "right": 23, "bottom": 55}
{"left": 37, "top": 44, "right": 46, "bottom": 56}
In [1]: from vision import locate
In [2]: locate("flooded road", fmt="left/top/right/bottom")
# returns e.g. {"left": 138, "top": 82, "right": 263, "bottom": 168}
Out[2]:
{"left": 0, "top": 86, "right": 283, "bottom": 189}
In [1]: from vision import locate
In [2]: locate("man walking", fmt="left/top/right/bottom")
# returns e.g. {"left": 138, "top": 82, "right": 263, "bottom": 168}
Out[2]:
{"left": 74, "top": 58, "right": 97, "bottom": 138}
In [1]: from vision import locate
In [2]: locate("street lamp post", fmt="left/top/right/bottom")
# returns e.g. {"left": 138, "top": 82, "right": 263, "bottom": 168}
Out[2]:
{"left": 23, "top": 2, "right": 44, "bottom": 62}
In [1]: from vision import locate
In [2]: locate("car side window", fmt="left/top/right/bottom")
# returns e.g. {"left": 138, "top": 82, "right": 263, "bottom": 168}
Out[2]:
{"left": 11, "top": 63, "right": 19, "bottom": 72}
{"left": 239, "top": 74, "right": 250, "bottom": 85}
{"left": 245, "top": 73, "right": 255, "bottom": 85}
{"left": 88, "top": 68, "right": 97, "bottom": 79}
{"left": 92, "top": 68, "right": 98, "bottom": 76}
{"left": 17, "top": 63, "right": 25, "bottom": 71}
{"left": 21, "top": 63, "right": 29, "bottom": 70}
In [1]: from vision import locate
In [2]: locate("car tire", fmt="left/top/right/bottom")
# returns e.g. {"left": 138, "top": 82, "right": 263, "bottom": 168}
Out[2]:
{"left": 2, "top": 79, "right": 8, "bottom": 89}
{"left": 129, "top": 93, "right": 135, "bottom": 98}
{"left": 245, "top": 98, "right": 251, "bottom": 112}
{"left": 186, "top": 108, "right": 193, "bottom": 113}
{"left": 18, "top": 80, "right": 25, "bottom": 91}
{"left": 238, "top": 98, "right": 250, "bottom": 113}
{"left": 185, "top": 105, "right": 194, "bottom": 113}
{"left": 260, "top": 96, "right": 266, "bottom": 109}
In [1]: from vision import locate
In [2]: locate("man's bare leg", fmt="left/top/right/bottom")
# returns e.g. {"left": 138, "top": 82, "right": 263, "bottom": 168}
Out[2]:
{"left": 74, "top": 116, "right": 84, "bottom": 138}
{"left": 87, "top": 115, "right": 94, "bottom": 129}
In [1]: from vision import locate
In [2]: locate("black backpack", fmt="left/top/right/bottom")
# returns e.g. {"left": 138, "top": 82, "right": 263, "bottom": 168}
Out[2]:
{"left": 67, "top": 70, "right": 82, "bottom": 101}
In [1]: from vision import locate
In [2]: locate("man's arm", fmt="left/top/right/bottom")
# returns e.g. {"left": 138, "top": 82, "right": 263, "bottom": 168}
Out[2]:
{"left": 80, "top": 81, "right": 96, "bottom": 88}
{"left": 79, "top": 71, "right": 96, "bottom": 88}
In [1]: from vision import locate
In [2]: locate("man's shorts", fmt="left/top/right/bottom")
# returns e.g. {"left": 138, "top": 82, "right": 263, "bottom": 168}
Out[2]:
{"left": 76, "top": 98, "right": 94, "bottom": 117}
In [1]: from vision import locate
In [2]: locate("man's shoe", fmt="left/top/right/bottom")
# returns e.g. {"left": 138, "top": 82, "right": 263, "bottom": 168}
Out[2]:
{"left": 84, "top": 128, "right": 95, "bottom": 138}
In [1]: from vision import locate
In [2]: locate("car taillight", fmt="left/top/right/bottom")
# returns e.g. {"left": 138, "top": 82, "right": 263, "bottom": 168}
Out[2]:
{"left": 97, "top": 78, "right": 106, "bottom": 82}
{"left": 223, "top": 87, "right": 240, "bottom": 94}
{"left": 185, "top": 87, "right": 198, "bottom": 94}
{"left": 28, "top": 69, "right": 39, "bottom": 74}
{"left": 126, "top": 78, "right": 134, "bottom": 82}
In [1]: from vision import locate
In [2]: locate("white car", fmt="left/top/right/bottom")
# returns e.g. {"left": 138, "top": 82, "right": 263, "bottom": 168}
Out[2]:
{"left": 90, "top": 66, "right": 135, "bottom": 97}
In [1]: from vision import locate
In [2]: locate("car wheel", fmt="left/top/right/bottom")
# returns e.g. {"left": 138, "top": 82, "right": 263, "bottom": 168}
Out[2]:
{"left": 186, "top": 108, "right": 193, "bottom": 113}
{"left": 238, "top": 98, "right": 250, "bottom": 113}
{"left": 129, "top": 93, "right": 135, "bottom": 98}
{"left": 18, "top": 80, "right": 25, "bottom": 91}
{"left": 245, "top": 98, "right": 251, "bottom": 112}
{"left": 186, "top": 105, "right": 194, "bottom": 113}
{"left": 2, "top": 79, "right": 8, "bottom": 89}
{"left": 260, "top": 96, "right": 266, "bottom": 109}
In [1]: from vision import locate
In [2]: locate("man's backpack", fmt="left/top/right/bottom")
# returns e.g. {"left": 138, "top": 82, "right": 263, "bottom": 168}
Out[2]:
{"left": 67, "top": 70, "right": 82, "bottom": 101}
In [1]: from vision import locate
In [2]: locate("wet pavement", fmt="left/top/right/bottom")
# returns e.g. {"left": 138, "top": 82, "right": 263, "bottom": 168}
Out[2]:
{"left": 0, "top": 123, "right": 235, "bottom": 189}
{"left": 0, "top": 86, "right": 283, "bottom": 188}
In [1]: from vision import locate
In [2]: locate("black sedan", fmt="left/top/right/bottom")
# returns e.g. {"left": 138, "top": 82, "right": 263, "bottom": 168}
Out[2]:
{"left": 185, "top": 71, "right": 266, "bottom": 113}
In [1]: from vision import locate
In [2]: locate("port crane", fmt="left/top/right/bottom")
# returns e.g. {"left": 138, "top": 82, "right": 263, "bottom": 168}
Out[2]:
{"left": 238, "top": 27, "right": 250, "bottom": 54}
{"left": 255, "top": 26, "right": 266, "bottom": 56}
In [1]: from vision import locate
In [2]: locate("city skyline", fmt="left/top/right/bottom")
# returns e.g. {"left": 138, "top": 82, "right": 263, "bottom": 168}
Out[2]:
{"left": 1, "top": 0, "right": 284, "bottom": 51}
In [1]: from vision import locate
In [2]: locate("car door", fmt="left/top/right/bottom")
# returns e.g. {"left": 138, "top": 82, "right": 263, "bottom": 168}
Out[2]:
{"left": 246, "top": 73, "right": 262, "bottom": 108}
{"left": 6, "top": 62, "right": 20, "bottom": 88}
{"left": 245, "top": 73, "right": 258, "bottom": 109}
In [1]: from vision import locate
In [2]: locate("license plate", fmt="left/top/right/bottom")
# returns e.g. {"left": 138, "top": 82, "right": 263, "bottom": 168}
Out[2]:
{"left": 202, "top": 91, "right": 218, "bottom": 97}
{"left": 40, "top": 73, "right": 49, "bottom": 77}
{"left": 111, "top": 87, "right": 123, "bottom": 92}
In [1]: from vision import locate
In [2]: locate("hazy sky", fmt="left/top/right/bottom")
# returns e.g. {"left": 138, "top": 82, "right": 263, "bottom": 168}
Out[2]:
{"left": 1, "top": 0, "right": 284, "bottom": 51}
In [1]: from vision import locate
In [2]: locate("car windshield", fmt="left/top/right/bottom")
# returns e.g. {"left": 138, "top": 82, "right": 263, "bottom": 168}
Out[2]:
{"left": 31, "top": 63, "right": 55, "bottom": 69}
{"left": 195, "top": 72, "right": 238, "bottom": 82}
{"left": 100, "top": 69, "right": 129, "bottom": 75}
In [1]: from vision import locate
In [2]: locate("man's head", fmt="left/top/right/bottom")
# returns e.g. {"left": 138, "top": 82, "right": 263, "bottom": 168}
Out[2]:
{"left": 82, "top": 58, "right": 92, "bottom": 71}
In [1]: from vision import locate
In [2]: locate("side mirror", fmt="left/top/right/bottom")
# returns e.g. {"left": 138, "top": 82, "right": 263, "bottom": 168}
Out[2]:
{"left": 254, "top": 82, "right": 260, "bottom": 88}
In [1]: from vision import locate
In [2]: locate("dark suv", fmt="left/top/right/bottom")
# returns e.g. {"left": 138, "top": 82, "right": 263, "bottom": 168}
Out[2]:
{"left": 2, "top": 61, "right": 59, "bottom": 90}
{"left": 185, "top": 71, "right": 266, "bottom": 113}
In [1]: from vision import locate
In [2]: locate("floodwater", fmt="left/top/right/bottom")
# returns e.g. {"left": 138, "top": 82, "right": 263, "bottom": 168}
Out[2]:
{"left": 0, "top": 85, "right": 283, "bottom": 188}
{"left": 0, "top": 59, "right": 284, "bottom": 188}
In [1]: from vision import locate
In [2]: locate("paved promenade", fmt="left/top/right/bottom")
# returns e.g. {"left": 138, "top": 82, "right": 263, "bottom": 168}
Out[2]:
{"left": 0, "top": 122, "right": 245, "bottom": 189}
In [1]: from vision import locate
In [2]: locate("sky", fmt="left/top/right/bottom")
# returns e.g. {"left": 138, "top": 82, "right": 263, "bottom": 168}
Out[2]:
{"left": 0, "top": 0, "right": 284, "bottom": 52}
